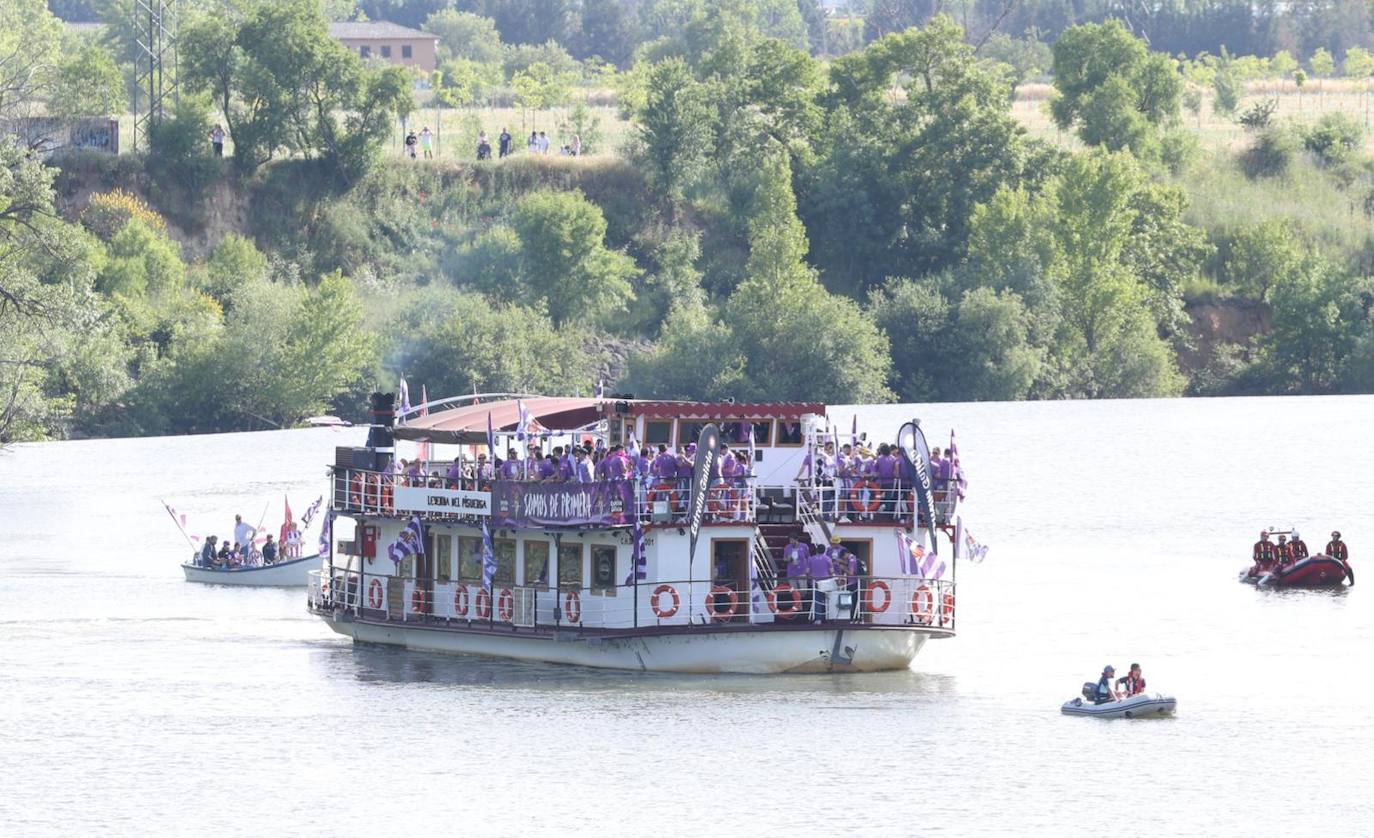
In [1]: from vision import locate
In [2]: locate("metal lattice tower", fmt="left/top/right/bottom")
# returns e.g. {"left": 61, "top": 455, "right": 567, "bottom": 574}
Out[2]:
{"left": 132, "top": 0, "right": 179, "bottom": 150}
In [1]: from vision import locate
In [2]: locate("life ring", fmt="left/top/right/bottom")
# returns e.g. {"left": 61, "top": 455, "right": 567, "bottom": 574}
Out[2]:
{"left": 497, "top": 588, "right": 515, "bottom": 622}
{"left": 454, "top": 584, "right": 470, "bottom": 617}
{"left": 864, "top": 579, "right": 892, "bottom": 614}
{"left": 911, "top": 585, "right": 933, "bottom": 624}
{"left": 475, "top": 588, "right": 492, "bottom": 619}
{"left": 367, "top": 578, "right": 384, "bottom": 609}
{"left": 767, "top": 583, "right": 802, "bottom": 619}
{"left": 707, "top": 482, "right": 735, "bottom": 517}
{"left": 849, "top": 479, "right": 882, "bottom": 514}
{"left": 648, "top": 481, "right": 680, "bottom": 511}
{"left": 940, "top": 590, "right": 955, "bottom": 625}
{"left": 650, "top": 584, "right": 680, "bottom": 619}
{"left": 411, "top": 586, "right": 427, "bottom": 614}
{"left": 707, "top": 585, "right": 739, "bottom": 622}
{"left": 350, "top": 473, "right": 365, "bottom": 508}
{"left": 380, "top": 478, "right": 394, "bottom": 512}
{"left": 563, "top": 590, "right": 581, "bottom": 623}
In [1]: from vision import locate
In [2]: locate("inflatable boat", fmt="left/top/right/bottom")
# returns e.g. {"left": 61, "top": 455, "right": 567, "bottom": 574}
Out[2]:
{"left": 1062, "top": 689, "right": 1177, "bottom": 719}
{"left": 1239, "top": 554, "right": 1353, "bottom": 588}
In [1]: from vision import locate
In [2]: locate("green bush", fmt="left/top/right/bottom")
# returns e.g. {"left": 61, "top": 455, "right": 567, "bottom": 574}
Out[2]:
{"left": 1302, "top": 112, "right": 1364, "bottom": 167}
{"left": 1241, "top": 125, "right": 1299, "bottom": 179}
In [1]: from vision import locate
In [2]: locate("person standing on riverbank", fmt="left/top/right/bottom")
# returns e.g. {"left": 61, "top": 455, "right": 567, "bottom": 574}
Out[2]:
{"left": 420, "top": 126, "right": 433, "bottom": 159}
{"left": 498, "top": 127, "right": 511, "bottom": 158}
{"left": 209, "top": 124, "right": 225, "bottom": 157}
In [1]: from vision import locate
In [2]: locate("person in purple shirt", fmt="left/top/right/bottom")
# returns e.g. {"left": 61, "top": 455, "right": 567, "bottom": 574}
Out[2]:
{"left": 554, "top": 446, "right": 575, "bottom": 481}
{"left": 676, "top": 444, "right": 695, "bottom": 480}
{"left": 573, "top": 447, "right": 595, "bottom": 483}
{"left": 873, "top": 443, "right": 899, "bottom": 517}
{"left": 603, "top": 445, "right": 627, "bottom": 481}
{"left": 500, "top": 448, "right": 522, "bottom": 480}
{"left": 445, "top": 456, "right": 464, "bottom": 486}
{"left": 652, "top": 444, "right": 677, "bottom": 480}
{"left": 783, "top": 535, "right": 808, "bottom": 579}
{"left": 538, "top": 453, "right": 558, "bottom": 481}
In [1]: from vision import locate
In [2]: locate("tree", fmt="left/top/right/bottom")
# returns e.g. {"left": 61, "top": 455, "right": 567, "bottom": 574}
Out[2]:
{"left": 0, "top": 0, "right": 62, "bottom": 121}
{"left": 1310, "top": 48, "right": 1335, "bottom": 78}
{"left": 1271, "top": 50, "right": 1299, "bottom": 78}
{"left": 390, "top": 288, "right": 597, "bottom": 397}
{"left": 424, "top": 10, "right": 504, "bottom": 65}
{"left": 47, "top": 39, "right": 124, "bottom": 119}
{"left": 725, "top": 156, "right": 892, "bottom": 402}
{"left": 180, "top": 0, "right": 413, "bottom": 180}
{"left": 1264, "top": 260, "right": 1360, "bottom": 393}
{"left": 1342, "top": 47, "right": 1374, "bottom": 79}
{"left": 1050, "top": 20, "right": 1181, "bottom": 155}
{"left": 1219, "top": 221, "right": 1304, "bottom": 300}
{"left": 866, "top": 277, "right": 951, "bottom": 401}
{"left": 510, "top": 191, "right": 639, "bottom": 328}
{"left": 510, "top": 61, "right": 575, "bottom": 122}
{"left": 635, "top": 58, "right": 712, "bottom": 202}
{"left": 948, "top": 288, "right": 1042, "bottom": 401}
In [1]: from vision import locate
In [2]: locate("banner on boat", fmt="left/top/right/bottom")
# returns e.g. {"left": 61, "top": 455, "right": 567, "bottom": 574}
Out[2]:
{"left": 393, "top": 486, "right": 493, "bottom": 516}
{"left": 897, "top": 420, "right": 936, "bottom": 551}
{"left": 491, "top": 480, "right": 635, "bottom": 527}
{"left": 686, "top": 423, "right": 720, "bottom": 562}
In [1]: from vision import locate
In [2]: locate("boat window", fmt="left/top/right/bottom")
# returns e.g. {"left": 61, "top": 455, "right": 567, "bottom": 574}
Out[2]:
{"left": 590, "top": 544, "right": 617, "bottom": 595}
{"left": 721, "top": 420, "right": 771, "bottom": 447}
{"left": 644, "top": 420, "right": 672, "bottom": 446}
{"left": 776, "top": 421, "right": 803, "bottom": 446}
{"left": 558, "top": 543, "right": 583, "bottom": 589}
{"left": 607, "top": 418, "right": 626, "bottom": 446}
{"left": 458, "top": 536, "right": 483, "bottom": 581}
{"left": 494, "top": 539, "right": 516, "bottom": 585}
{"left": 436, "top": 534, "right": 453, "bottom": 581}
{"left": 523, "top": 540, "right": 550, "bottom": 588}
{"left": 678, "top": 422, "right": 706, "bottom": 445}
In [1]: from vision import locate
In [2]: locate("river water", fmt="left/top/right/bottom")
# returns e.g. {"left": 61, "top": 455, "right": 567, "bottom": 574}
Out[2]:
{"left": 1, "top": 396, "right": 1371, "bottom": 837}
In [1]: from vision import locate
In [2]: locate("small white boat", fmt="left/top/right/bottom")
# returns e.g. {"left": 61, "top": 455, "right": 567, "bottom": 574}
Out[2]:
{"left": 1061, "top": 692, "right": 1178, "bottom": 719}
{"left": 182, "top": 554, "right": 320, "bottom": 587}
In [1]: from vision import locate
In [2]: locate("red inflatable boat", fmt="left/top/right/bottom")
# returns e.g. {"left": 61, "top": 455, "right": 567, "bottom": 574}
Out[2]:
{"left": 1241, "top": 554, "right": 1354, "bottom": 588}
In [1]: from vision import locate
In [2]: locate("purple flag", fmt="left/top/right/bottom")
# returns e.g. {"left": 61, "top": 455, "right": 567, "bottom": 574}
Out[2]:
{"left": 387, "top": 515, "right": 424, "bottom": 566}
{"left": 481, "top": 520, "right": 497, "bottom": 590}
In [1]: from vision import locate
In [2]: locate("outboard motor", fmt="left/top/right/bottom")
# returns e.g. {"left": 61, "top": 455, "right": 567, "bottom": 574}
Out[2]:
{"left": 365, "top": 391, "right": 396, "bottom": 472}
{"left": 1081, "top": 682, "right": 1098, "bottom": 702}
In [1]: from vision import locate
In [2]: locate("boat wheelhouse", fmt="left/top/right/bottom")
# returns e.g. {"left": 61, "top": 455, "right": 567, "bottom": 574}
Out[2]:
{"left": 308, "top": 393, "right": 962, "bottom": 673}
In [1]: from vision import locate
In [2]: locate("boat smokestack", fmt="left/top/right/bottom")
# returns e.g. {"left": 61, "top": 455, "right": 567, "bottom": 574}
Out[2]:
{"left": 366, "top": 391, "right": 396, "bottom": 469}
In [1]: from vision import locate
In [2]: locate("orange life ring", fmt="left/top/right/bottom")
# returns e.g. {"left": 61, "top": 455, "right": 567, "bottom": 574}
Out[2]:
{"left": 350, "top": 473, "right": 365, "bottom": 507}
{"left": 411, "top": 586, "right": 427, "bottom": 614}
{"left": 563, "top": 590, "right": 581, "bottom": 623}
{"left": 380, "top": 478, "right": 394, "bottom": 512}
{"left": 940, "top": 590, "right": 955, "bottom": 625}
{"left": 707, "top": 585, "right": 739, "bottom": 622}
{"left": 475, "top": 588, "right": 492, "bottom": 619}
{"left": 911, "top": 585, "right": 934, "bottom": 624}
{"left": 849, "top": 479, "right": 882, "bottom": 514}
{"left": 648, "top": 481, "right": 680, "bottom": 511}
{"left": 707, "top": 482, "right": 735, "bottom": 516}
{"left": 864, "top": 579, "right": 892, "bottom": 614}
{"left": 651, "top": 584, "right": 680, "bottom": 619}
{"left": 767, "top": 583, "right": 802, "bottom": 619}
{"left": 454, "top": 584, "right": 470, "bottom": 617}
{"left": 497, "top": 588, "right": 515, "bottom": 622}
{"left": 367, "top": 578, "right": 383, "bottom": 609}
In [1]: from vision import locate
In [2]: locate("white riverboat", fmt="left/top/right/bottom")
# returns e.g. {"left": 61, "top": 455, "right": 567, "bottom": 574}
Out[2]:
{"left": 183, "top": 553, "right": 320, "bottom": 587}
{"left": 308, "top": 393, "right": 965, "bottom": 674}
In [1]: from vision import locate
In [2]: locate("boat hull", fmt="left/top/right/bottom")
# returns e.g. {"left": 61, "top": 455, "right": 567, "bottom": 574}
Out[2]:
{"left": 1061, "top": 694, "right": 1177, "bottom": 719}
{"left": 317, "top": 614, "right": 931, "bottom": 674}
{"left": 1240, "top": 555, "right": 1352, "bottom": 588}
{"left": 182, "top": 555, "right": 320, "bottom": 587}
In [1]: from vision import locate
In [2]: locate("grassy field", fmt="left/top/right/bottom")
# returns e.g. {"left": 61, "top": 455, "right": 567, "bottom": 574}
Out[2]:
{"left": 1013, "top": 80, "right": 1374, "bottom": 154}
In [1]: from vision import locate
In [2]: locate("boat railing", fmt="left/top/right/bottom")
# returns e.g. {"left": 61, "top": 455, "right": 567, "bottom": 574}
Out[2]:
{"left": 309, "top": 571, "right": 955, "bottom": 633}
{"left": 798, "top": 479, "right": 956, "bottom": 527}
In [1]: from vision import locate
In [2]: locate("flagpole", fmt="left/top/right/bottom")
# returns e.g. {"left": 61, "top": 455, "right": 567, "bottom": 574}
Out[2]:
{"left": 160, "top": 499, "right": 197, "bottom": 550}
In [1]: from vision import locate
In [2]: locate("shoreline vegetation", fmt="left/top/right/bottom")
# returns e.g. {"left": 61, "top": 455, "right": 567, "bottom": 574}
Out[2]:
{"left": 4, "top": 0, "right": 1374, "bottom": 442}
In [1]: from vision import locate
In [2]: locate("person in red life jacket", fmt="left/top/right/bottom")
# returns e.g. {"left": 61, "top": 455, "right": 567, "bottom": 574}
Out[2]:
{"left": 1289, "top": 531, "right": 1309, "bottom": 560}
{"left": 1114, "top": 663, "right": 1146, "bottom": 697}
{"left": 1326, "top": 531, "right": 1348, "bottom": 561}
{"left": 1274, "top": 534, "right": 1292, "bottom": 567}
{"left": 1251, "top": 530, "right": 1275, "bottom": 575}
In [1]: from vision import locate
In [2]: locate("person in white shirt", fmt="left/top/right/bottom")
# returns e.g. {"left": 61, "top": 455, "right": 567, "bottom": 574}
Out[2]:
{"left": 233, "top": 514, "right": 256, "bottom": 559}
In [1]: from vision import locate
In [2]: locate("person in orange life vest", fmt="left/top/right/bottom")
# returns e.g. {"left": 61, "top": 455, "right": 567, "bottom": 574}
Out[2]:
{"left": 1114, "top": 663, "right": 1146, "bottom": 697}
{"left": 1288, "top": 531, "right": 1309, "bottom": 560}
{"left": 1252, "top": 530, "right": 1275, "bottom": 573}
{"left": 1274, "top": 534, "right": 1292, "bottom": 567}
{"left": 1326, "top": 531, "right": 1348, "bottom": 561}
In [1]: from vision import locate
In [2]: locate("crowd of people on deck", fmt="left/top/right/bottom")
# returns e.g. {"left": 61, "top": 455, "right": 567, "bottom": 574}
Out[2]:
{"left": 1249, "top": 529, "right": 1349, "bottom": 575}
{"left": 776, "top": 533, "right": 867, "bottom": 621}
{"left": 793, "top": 438, "right": 965, "bottom": 520}
{"left": 393, "top": 438, "right": 756, "bottom": 492}
{"left": 194, "top": 514, "right": 293, "bottom": 569}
